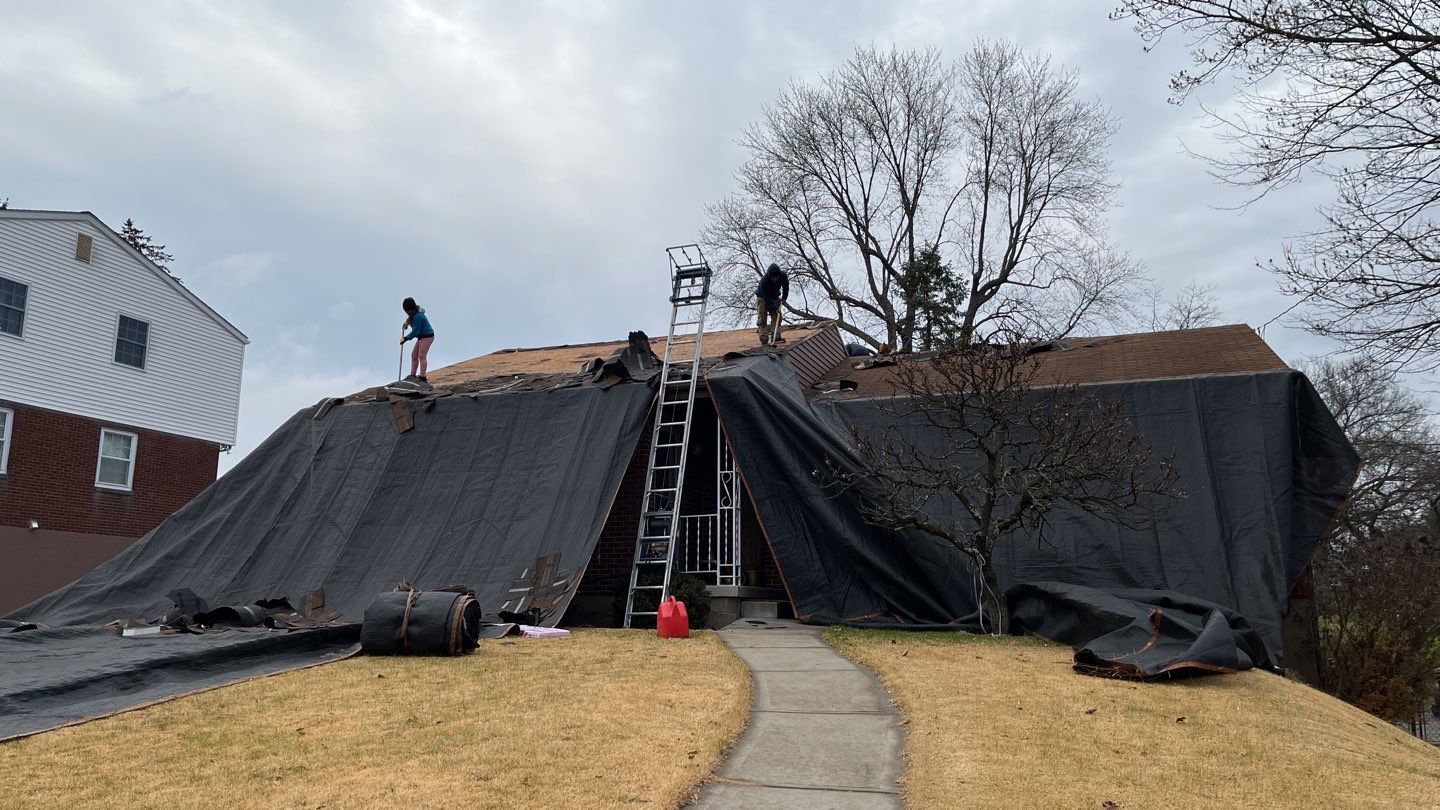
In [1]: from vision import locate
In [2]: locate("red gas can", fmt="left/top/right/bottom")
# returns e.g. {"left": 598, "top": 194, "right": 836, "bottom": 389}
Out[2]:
{"left": 657, "top": 596, "right": 690, "bottom": 638}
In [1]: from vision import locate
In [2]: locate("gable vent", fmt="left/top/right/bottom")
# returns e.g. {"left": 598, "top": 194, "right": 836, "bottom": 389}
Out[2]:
{"left": 75, "top": 233, "right": 93, "bottom": 263}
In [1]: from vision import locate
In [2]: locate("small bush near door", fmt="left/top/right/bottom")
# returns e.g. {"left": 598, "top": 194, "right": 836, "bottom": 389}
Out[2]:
{"left": 610, "top": 571, "right": 712, "bottom": 628}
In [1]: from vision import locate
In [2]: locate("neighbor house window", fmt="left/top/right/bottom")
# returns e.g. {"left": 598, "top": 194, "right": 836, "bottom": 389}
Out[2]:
{"left": 0, "top": 276, "right": 26, "bottom": 337}
{"left": 114, "top": 315, "right": 149, "bottom": 368}
{"left": 0, "top": 408, "right": 12, "bottom": 474}
{"left": 95, "top": 428, "right": 137, "bottom": 491}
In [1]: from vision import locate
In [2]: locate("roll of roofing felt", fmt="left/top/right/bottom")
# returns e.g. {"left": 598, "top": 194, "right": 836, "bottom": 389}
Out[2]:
{"left": 359, "top": 589, "right": 481, "bottom": 656}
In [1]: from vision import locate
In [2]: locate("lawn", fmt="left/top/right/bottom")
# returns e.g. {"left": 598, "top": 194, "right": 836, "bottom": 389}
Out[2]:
{"left": 0, "top": 629, "right": 749, "bottom": 809}
{"left": 826, "top": 628, "right": 1440, "bottom": 809}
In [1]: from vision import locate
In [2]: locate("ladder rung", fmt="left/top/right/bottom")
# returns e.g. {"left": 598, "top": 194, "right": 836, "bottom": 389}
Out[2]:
{"left": 631, "top": 585, "right": 665, "bottom": 590}
{"left": 655, "top": 442, "right": 683, "bottom": 448}
{"left": 650, "top": 465, "right": 681, "bottom": 471}
{"left": 629, "top": 611, "right": 659, "bottom": 617}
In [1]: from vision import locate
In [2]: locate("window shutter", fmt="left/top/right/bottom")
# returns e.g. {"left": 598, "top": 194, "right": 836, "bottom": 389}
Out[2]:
{"left": 75, "top": 233, "right": 93, "bottom": 263}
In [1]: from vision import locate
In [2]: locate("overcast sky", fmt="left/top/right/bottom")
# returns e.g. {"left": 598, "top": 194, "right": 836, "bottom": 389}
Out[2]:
{"left": 2, "top": 1, "right": 1412, "bottom": 470}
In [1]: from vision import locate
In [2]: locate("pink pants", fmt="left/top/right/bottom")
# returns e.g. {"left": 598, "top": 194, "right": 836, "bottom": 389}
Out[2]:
{"left": 411, "top": 336, "right": 434, "bottom": 377}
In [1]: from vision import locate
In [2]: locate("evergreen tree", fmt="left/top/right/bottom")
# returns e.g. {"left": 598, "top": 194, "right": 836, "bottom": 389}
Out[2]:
{"left": 899, "top": 247, "right": 964, "bottom": 351}
{"left": 119, "top": 218, "right": 173, "bottom": 267}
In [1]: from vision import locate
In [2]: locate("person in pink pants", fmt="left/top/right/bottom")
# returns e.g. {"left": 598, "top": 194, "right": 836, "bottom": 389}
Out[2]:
{"left": 401, "top": 297, "right": 435, "bottom": 382}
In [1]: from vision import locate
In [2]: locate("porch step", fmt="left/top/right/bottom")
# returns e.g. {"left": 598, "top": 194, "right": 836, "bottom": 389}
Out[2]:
{"left": 740, "top": 600, "right": 780, "bottom": 620}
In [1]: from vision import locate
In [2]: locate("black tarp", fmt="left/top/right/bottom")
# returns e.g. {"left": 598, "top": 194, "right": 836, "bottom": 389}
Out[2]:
{"left": 708, "top": 353, "right": 1358, "bottom": 667}
{"left": 1, "top": 381, "right": 652, "bottom": 740}
{"left": 359, "top": 589, "right": 483, "bottom": 656}
{"left": 707, "top": 354, "right": 980, "bottom": 627}
{"left": 1008, "top": 581, "right": 1272, "bottom": 678}
{"left": 10, "top": 383, "right": 652, "bottom": 626}
{"left": 0, "top": 625, "right": 361, "bottom": 740}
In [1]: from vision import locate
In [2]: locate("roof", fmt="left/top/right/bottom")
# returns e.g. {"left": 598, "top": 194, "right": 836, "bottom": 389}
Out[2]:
{"left": 0, "top": 209, "right": 249, "bottom": 344}
{"left": 428, "top": 324, "right": 828, "bottom": 389}
{"left": 810, "top": 324, "right": 1289, "bottom": 400}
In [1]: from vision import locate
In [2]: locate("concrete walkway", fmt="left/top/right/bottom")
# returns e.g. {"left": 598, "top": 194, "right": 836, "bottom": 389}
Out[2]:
{"left": 690, "top": 619, "right": 904, "bottom": 809}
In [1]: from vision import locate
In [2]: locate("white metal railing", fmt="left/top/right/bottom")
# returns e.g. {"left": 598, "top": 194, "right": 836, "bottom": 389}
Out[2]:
{"left": 677, "top": 426, "right": 743, "bottom": 585}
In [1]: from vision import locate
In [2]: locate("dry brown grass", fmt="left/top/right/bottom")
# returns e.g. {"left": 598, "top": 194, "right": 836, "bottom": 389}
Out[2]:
{"left": 0, "top": 629, "right": 749, "bottom": 809}
{"left": 826, "top": 628, "right": 1440, "bottom": 809}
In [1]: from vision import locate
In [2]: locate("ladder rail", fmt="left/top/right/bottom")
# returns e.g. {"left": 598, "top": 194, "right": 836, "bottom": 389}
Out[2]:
{"left": 624, "top": 246, "right": 712, "bottom": 628}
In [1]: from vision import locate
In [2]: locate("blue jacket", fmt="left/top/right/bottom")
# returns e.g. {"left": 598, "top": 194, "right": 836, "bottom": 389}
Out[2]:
{"left": 403, "top": 310, "right": 434, "bottom": 341}
{"left": 756, "top": 271, "right": 789, "bottom": 302}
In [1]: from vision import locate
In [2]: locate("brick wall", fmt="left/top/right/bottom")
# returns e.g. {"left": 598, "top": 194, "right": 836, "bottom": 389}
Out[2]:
{"left": 578, "top": 399, "right": 786, "bottom": 603}
{"left": 580, "top": 424, "right": 650, "bottom": 600}
{"left": 0, "top": 400, "right": 220, "bottom": 537}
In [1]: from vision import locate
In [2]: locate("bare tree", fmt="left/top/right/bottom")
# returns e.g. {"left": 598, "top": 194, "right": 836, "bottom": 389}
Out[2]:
{"left": 1304, "top": 356, "right": 1440, "bottom": 725}
{"left": 1306, "top": 357, "right": 1440, "bottom": 538}
{"left": 1115, "top": 1, "right": 1440, "bottom": 373}
{"left": 825, "top": 334, "right": 1184, "bottom": 632}
{"left": 703, "top": 42, "right": 1142, "bottom": 352}
{"left": 1134, "top": 281, "right": 1223, "bottom": 331}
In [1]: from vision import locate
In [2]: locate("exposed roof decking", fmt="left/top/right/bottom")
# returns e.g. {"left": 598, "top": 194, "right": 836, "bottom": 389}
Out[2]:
{"left": 427, "top": 325, "right": 824, "bottom": 389}
{"left": 809, "top": 325, "right": 1290, "bottom": 400}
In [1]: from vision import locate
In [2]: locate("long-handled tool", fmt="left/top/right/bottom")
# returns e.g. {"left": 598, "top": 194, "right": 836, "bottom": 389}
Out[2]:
{"left": 770, "top": 300, "right": 784, "bottom": 345}
{"left": 398, "top": 324, "right": 406, "bottom": 381}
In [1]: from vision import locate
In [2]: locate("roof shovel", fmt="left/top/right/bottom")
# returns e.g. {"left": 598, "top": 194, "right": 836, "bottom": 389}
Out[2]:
{"left": 398, "top": 324, "right": 406, "bottom": 382}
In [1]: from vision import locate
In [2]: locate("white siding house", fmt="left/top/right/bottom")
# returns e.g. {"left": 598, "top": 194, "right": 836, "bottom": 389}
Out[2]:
{"left": 0, "top": 210, "right": 247, "bottom": 446}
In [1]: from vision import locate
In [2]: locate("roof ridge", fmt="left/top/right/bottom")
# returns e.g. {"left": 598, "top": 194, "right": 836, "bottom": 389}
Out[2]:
{"left": 487, "top": 325, "right": 810, "bottom": 356}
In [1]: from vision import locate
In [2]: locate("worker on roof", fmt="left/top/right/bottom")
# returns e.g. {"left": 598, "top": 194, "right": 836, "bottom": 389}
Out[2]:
{"left": 401, "top": 297, "right": 435, "bottom": 383}
{"left": 756, "top": 263, "right": 789, "bottom": 346}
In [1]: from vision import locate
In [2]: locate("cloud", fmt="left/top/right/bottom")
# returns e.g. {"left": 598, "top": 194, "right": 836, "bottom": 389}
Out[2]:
{"left": 195, "top": 252, "right": 277, "bottom": 288}
{"left": 222, "top": 357, "right": 379, "bottom": 474}
{"left": 3, "top": 0, "right": 1428, "bottom": 470}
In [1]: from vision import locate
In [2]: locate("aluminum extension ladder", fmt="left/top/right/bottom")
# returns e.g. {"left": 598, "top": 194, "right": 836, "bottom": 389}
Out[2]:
{"left": 623, "top": 245, "right": 712, "bottom": 628}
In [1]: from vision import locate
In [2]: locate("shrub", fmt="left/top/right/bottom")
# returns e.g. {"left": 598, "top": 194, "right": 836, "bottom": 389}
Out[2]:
{"left": 609, "top": 570, "right": 712, "bottom": 629}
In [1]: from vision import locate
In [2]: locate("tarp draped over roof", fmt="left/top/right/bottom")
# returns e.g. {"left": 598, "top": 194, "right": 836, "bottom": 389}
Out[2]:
{"left": 709, "top": 352, "right": 1359, "bottom": 667}
{"left": 1, "top": 380, "right": 653, "bottom": 740}
{"left": 13, "top": 383, "right": 652, "bottom": 626}
{"left": 706, "top": 354, "right": 980, "bottom": 626}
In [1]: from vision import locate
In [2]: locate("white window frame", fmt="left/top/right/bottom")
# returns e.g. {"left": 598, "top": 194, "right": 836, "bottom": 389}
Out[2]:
{"left": 112, "top": 313, "right": 151, "bottom": 370}
{"left": 0, "top": 275, "right": 27, "bottom": 339}
{"left": 95, "top": 428, "right": 138, "bottom": 491}
{"left": 0, "top": 407, "right": 12, "bottom": 475}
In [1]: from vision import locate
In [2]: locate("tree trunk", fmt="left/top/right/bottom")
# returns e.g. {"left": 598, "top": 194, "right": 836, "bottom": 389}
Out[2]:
{"left": 978, "top": 561, "right": 1009, "bottom": 635}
